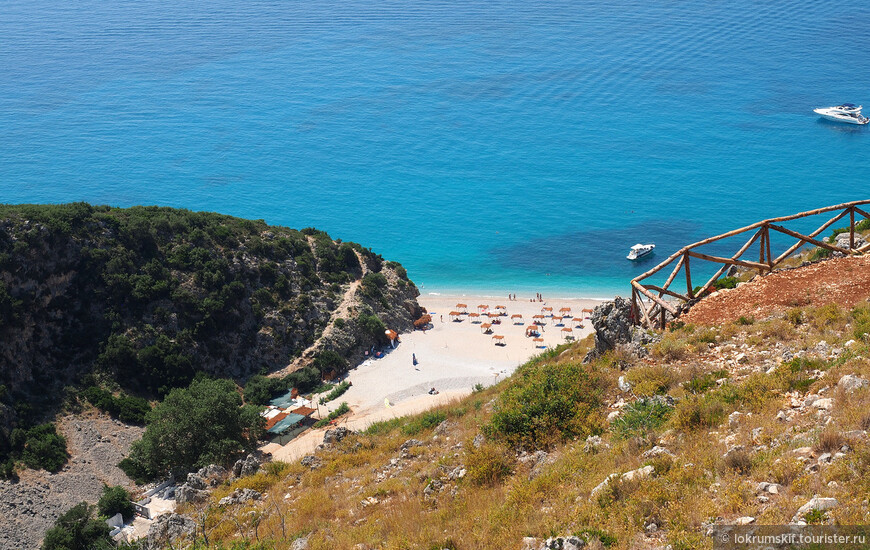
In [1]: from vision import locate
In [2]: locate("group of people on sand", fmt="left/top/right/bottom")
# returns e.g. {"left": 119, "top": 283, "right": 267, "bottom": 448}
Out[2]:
{"left": 507, "top": 293, "right": 545, "bottom": 302}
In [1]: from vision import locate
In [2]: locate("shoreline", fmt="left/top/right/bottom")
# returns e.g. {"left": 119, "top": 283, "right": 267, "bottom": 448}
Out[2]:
{"left": 265, "top": 292, "right": 609, "bottom": 462}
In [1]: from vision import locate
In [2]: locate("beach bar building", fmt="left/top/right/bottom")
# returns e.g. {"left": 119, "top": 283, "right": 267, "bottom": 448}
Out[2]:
{"left": 262, "top": 391, "right": 317, "bottom": 444}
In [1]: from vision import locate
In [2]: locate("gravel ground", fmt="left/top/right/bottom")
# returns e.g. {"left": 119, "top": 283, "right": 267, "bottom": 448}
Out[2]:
{"left": 682, "top": 255, "right": 870, "bottom": 326}
{"left": 0, "top": 411, "right": 143, "bottom": 550}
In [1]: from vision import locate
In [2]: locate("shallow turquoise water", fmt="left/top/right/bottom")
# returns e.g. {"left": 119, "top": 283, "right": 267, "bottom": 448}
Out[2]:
{"left": 2, "top": 0, "right": 870, "bottom": 298}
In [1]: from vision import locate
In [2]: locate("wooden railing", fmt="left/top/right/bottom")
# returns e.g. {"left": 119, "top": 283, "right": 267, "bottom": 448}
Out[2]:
{"left": 631, "top": 200, "right": 870, "bottom": 329}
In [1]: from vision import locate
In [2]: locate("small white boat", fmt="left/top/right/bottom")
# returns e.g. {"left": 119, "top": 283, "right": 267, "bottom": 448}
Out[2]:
{"left": 627, "top": 243, "right": 655, "bottom": 260}
{"left": 814, "top": 104, "right": 869, "bottom": 125}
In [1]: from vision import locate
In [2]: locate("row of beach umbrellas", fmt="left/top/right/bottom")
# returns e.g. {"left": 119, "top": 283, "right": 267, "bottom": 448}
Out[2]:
{"left": 446, "top": 303, "right": 593, "bottom": 346}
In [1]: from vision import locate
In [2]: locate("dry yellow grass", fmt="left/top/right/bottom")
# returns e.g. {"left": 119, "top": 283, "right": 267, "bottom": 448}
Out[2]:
{"left": 171, "top": 303, "right": 870, "bottom": 550}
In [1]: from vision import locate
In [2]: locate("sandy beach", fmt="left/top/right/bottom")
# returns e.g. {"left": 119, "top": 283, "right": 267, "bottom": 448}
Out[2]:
{"left": 265, "top": 293, "right": 604, "bottom": 462}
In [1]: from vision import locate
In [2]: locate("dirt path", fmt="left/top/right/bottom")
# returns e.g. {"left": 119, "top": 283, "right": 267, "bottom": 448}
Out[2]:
{"left": 271, "top": 246, "right": 367, "bottom": 378}
{"left": 682, "top": 255, "right": 870, "bottom": 326}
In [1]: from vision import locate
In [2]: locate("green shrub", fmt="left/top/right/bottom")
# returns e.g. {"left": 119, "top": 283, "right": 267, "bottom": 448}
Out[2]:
{"left": 402, "top": 410, "right": 447, "bottom": 436}
{"left": 83, "top": 386, "right": 151, "bottom": 424}
{"left": 20, "top": 423, "right": 67, "bottom": 472}
{"left": 611, "top": 398, "right": 673, "bottom": 440}
{"left": 357, "top": 313, "right": 388, "bottom": 345}
{"left": 712, "top": 276, "right": 738, "bottom": 290}
{"left": 487, "top": 361, "right": 604, "bottom": 449}
{"left": 244, "top": 375, "right": 281, "bottom": 406}
{"left": 41, "top": 502, "right": 113, "bottom": 550}
{"left": 313, "top": 350, "right": 348, "bottom": 376}
{"left": 803, "top": 508, "right": 827, "bottom": 524}
{"left": 282, "top": 366, "right": 322, "bottom": 394}
{"left": 320, "top": 381, "right": 351, "bottom": 404}
{"left": 362, "top": 417, "right": 404, "bottom": 436}
{"left": 97, "top": 485, "right": 134, "bottom": 521}
{"left": 683, "top": 370, "right": 727, "bottom": 395}
{"left": 851, "top": 302, "right": 870, "bottom": 339}
{"left": 314, "top": 402, "right": 350, "bottom": 428}
{"left": 735, "top": 315, "right": 755, "bottom": 326}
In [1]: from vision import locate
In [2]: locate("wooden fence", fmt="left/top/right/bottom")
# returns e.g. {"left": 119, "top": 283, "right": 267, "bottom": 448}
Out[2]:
{"left": 630, "top": 200, "right": 870, "bottom": 329}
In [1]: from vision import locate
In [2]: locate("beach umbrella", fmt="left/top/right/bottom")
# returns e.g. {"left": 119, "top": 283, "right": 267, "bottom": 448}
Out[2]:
{"left": 541, "top": 306, "right": 553, "bottom": 313}
{"left": 552, "top": 316, "right": 563, "bottom": 325}
{"left": 511, "top": 314, "right": 523, "bottom": 324}
{"left": 581, "top": 307, "right": 594, "bottom": 318}
{"left": 559, "top": 307, "right": 572, "bottom": 313}
{"left": 533, "top": 337, "right": 545, "bottom": 348}
{"left": 449, "top": 311, "right": 462, "bottom": 321}
{"left": 468, "top": 312, "right": 481, "bottom": 323}
{"left": 481, "top": 323, "right": 492, "bottom": 334}
{"left": 573, "top": 317, "right": 584, "bottom": 328}
{"left": 525, "top": 325, "right": 539, "bottom": 337}
{"left": 456, "top": 303, "right": 468, "bottom": 313}
{"left": 561, "top": 327, "right": 574, "bottom": 340}
{"left": 492, "top": 334, "right": 505, "bottom": 346}
{"left": 495, "top": 305, "right": 507, "bottom": 315}
{"left": 477, "top": 304, "right": 489, "bottom": 313}
{"left": 532, "top": 314, "right": 545, "bottom": 325}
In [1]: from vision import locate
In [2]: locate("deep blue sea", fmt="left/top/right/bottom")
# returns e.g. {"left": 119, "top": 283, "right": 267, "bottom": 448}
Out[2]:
{"left": 2, "top": 0, "right": 870, "bottom": 298}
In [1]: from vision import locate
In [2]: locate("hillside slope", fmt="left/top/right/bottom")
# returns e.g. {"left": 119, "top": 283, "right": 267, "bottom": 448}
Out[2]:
{"left": 0, "top": 203, "right": 419, "bottom": 450}
{"left": 157, "top": 263, "right": 870, "bottom": 549}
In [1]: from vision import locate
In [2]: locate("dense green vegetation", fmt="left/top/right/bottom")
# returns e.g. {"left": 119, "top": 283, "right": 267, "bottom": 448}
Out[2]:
{"left": 319, "top": 380, "right": 351, "bottom": 404}
{"left": 97, "top": 485, "right": 134, "bottom": 522}
{"left": 0, "top": 202, "right": 416, "bottom": 474}
{"left": 82, "top": 386, "right": 151, "bottom": 424}
{"left": 119, "top": 377, "right": 264, "bottom": 481}
{"left": 1, "top": 422, "right": 68, "bottom": 476}
{"left": 242, "top": 367, "right": 322, "bottom": 406}
{"left": 487, "top": 360, "right": 606, "bottom": 449}
{"left": 313, "top": 402, "right": 350, "bottom": 428}
{"left": 41, "top": 502, "right": 114, "bottom": 550}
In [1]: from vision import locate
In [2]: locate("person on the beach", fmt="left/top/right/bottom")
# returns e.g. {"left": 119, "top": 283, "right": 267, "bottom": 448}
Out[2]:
{"left": 412, "top": 353, "right": 418, "bottom": 366}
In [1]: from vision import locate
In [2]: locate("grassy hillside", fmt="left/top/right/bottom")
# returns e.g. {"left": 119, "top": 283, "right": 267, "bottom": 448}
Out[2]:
{"left": 167, "top": 300, "right": 870, "bottom": 549}
{"left": 0, "top": 203, "right": 419, "bottom": 468}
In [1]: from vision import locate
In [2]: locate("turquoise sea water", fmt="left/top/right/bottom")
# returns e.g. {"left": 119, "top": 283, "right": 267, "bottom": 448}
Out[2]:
{"left": 2, "top": 0, "right": 870, "bottom": 298}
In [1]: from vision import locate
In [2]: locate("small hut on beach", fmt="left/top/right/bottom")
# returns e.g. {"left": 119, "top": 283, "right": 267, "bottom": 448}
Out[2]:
{"left": 449, "top": 311, "right": 463, "bottom": 322}
{"left": 456, "top": 303, "right": 468, "bottom": 314}
{"left": 511, "top": 314, "right": 523, "bottom": 324}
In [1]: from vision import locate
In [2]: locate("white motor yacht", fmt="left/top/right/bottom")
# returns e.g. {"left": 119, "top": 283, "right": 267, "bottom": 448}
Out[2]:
{"left": 814, "top": 104, "right": 869, "bottom": 125}
{"left": 627, "top": 243, "right": 655, "bottom": 261}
